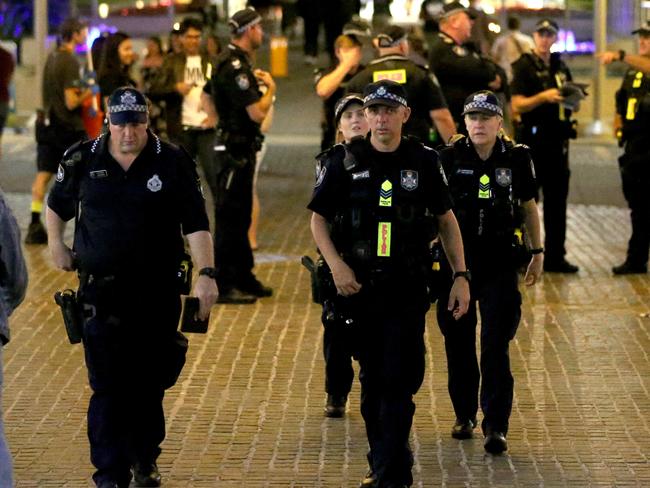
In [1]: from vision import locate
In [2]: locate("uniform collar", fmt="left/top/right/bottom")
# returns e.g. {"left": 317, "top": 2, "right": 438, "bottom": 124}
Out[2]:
{"left": 228, "top": 43, "right": 251, "bottom": 62}
{"left": 370, "top": 54, "right": 410, "bottom": 65}
{"left": 439, "top": 30, "right": 460, "bottom": 46}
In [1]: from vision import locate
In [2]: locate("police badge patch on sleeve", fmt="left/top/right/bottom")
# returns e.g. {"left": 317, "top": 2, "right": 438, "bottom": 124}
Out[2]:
{"left": 56, "top": 164, "right": 65, "bottom": 182}
{"left": 236, "top": 73, "right": 250, "bottom": 90}
{"left": 315, "top": 166, "right": 327, "bottom": 187}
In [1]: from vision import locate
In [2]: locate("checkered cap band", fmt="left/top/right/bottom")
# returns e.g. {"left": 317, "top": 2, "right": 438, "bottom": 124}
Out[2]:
{"left": 108, "top": 103, "right": 147, "bottom": 114}
{"left": 463, "top": 100, "right": 503, "bottom": 117}
{"left": 363, "top": 90, "right": 407, "bottom": 107}
{"left": 229, "top": 9, "right": 262, "bottom": 34}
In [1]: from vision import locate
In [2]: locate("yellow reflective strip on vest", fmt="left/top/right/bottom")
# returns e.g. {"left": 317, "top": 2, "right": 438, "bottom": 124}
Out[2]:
{"left": 373, "top": 69, "right": 407, "bottom": 84}
{"left": 478, "top": 174, "right": 490, "bottom": 199}
{"left": 377, "top": 222, "right": 391, "bottom": 257}
{"left": 379, "top": 179, "right": 393, "bottom": 207}
{"left": 555, "top": 73, "right": 566, "bottom": 121}
{"left": 626, "top": 98, "right": 638, "bottom": 120}
{"left": 633, "top": 71, "right": 643, "bottom": 88}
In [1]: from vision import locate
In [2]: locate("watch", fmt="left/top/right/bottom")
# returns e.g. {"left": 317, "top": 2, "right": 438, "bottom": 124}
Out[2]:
{"left": 198, "top": 267, "right": 217, "bottom": 280}
{"left": 618, "top": 49, "right": 626, "bottom": 62}
{"left": 453, "top": 270, "right": 471, "bottom": 283}
{"left": 530, "top": 247, "right": 544, "bottom": 255}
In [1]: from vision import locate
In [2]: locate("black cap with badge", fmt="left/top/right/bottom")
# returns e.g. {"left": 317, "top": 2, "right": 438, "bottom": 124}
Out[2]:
{"left": 535, "top": 18, "right": 559, "bottom": 35}
{"left": 107, "top": 87, "right": 148, "bottom": 125}
{"left": 439, "top": 1, "right": 477, "bottom": 20}
{"left": 376, "top": 25, "right": 407, "bottom": 48}
{"left": 632, "top": 20, "right": 650, "bottom": 35}
{"left": 334, "top": 93, "right": 364, "bottom": 124}
{"left": 461, "top": 90, "right": 503, "bottom": 117}
{"left": 229, "top": 7, "right": 262, "bottom": 35}
{"left": 363, "top": 80, "right": 408, "bottom": 109}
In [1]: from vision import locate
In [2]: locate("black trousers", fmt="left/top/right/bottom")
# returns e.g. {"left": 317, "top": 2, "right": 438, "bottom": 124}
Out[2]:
{"left": 79, "top": 276, "right": 184, "bottom": 487}
{"left": 619, "top": 139, "right": 650, "bottom": 266}
{"left": 355, "top": 283, "right": 429, "bottom": 487}
{"left": 321, "top": 300, "right": 354, "bottom": 397}
{"left": 525, "top": 135, "right": 571, "bottom": 263}
{"left": 436, "top": 268, "right": 521, "bottom": 435}
{"left": 177, "top": 128, "right": 217, "bottom": 202}
{"left": 214, "top": 148, "right": 256, "bottom": 291}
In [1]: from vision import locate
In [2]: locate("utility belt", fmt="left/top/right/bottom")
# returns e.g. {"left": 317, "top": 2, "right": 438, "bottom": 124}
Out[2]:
{"left": 215, "top": 126, "right": 264, "bottom": 152}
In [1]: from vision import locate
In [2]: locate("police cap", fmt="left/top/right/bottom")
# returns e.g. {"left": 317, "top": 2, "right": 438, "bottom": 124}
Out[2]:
{"left": 343, "top": 19, "right": 372, "bottom": 40}
{"left": 334, "top": 94, "right": 364, "bottom": 124}
{"left": 632, "top": 21, "right": 650, "bottom": 35}
{"left": 363, "top": 80, "right": 408, "bottom": 109}
{"left": 440, "top": 1, "right": 477, "bottom": 20}
{"left": 107, "top": 87, "right": 148, "bottom": 125}
{"left": 376, "top": 25, "right": 407, "bottom": 48}
{"left": 535, "top": 18, "right": 559, "bottom": 35}
{"left": 229, "top": 7, "right": 262, "bottom": 35}
{"left": 462, "top": 90, "right": 503, "bottom": 117}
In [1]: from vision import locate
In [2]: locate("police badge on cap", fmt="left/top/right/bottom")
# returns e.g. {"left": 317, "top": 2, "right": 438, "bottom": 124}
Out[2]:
{"left": 362, "top": 80, "right": 408, "bottom": 108}
{"left": 461, "top": 90, "right": 503, "bottom": 117}
{"left": 107, "top": 87, "right": 148, "bottom": 125}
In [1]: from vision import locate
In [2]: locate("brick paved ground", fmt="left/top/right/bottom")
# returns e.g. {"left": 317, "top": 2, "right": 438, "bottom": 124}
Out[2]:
{"left": 3, "top": 44, "right": 650, "bottom": 488}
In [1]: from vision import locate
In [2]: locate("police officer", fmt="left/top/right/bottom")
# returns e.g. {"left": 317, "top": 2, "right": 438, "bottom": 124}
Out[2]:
{"left": 428, "top": 2, "right": 502, "bottom": 128}
{"left": 346, "top": 24, "right": 456, "bottom": 146}
{"left": 45, "top": 87, "right": 218, "bottom": 488}
{"left": 202, "top": 8, "right": 275, "bottom": 303}
{"left": 308, "top": 80, "right": 470, "bottom": 488}
{"left": 316, "top": 94, "right": 369, "bottom": 418}
{"left": 315, "top": 33, "right": 365, "bottom": 151}
{"left": 437, "top": 91, "right": 543, "bottom": 454}
{"left": 511, "top": 18, "right": 579, "bottom": 273}
{"left": 598, "top": 22, "right": 650, "bottom": 275}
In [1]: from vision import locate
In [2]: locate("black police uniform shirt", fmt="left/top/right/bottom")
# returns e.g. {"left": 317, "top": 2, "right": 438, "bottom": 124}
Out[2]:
{"left": 203, "top": 43, "right": 261, "bottom": 139}
{"left": 308, "top": 138, "right": 452, "bottom": 268}
{"left": 48, "top": 130, "right": 209, "bottom": 277}
{"left": 428, "top": 32, "right": 499, "bottom": 124}
{"left": 314, "top": 63, "right": 365, "bottom": 133}
{"left": 346, "top": 55, "right": 448, "bottom": 142}
{"left": 510, "top": 52, "right": 573, "bottom": 135}
{"left": 616, "top": 67, "right": 650, "bottom": 142}
{"left": 439, "top": 135, "right": 537, "bottom": 266}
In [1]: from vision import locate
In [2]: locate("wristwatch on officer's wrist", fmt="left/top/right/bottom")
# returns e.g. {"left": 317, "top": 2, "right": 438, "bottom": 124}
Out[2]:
{"left": 618, "top": 49, "right": 626, "bottom": 62}
{"left": 198, "top": 267, "right": 217, "bottom": 280}
{"left": 453, "top": 270, "right": 471, "bottom": 283}
{"left": 529, "top": 247, "right": 544, "bottom": 255}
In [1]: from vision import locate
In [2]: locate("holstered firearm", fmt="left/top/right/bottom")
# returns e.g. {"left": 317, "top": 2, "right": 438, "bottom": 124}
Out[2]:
{"left": 428, "top": 242, "right": 444, "bottom": 303}
{"left": 177, "top": 252, "right": 193, "bottom": 295}
{"left": 54, "top": 289, "right": 84, "bottom": 344}
{"left": 301, "top": 255, "right": 336, "bottom": 305}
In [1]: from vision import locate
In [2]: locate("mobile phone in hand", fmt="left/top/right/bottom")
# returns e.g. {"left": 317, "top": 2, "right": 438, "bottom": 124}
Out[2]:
{"left": 179, "top": 296, "right": 209, "bottom": 333}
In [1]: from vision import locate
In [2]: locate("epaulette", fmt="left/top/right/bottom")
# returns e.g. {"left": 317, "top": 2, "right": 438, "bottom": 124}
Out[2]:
{"left": 448, "top": 133, "right": 466, "bottom": 146}
{"left": 315, "top": 143, "right": 345, "bottom": 162}
{"left": 62, "top": 138, "right": 93, "bottom": 166}
{"left": 514, "top": 143, "right": 530, "bottom": 150}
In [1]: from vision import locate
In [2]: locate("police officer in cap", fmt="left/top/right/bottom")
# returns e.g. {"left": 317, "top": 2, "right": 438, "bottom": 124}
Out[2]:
{"left": 308, "top": 79, "right": 470, "bottom": 487}
{"left": 346, "top": 24, "right": 456, "bottom": 146}
{"left": 511, "top": 18, "right": 579, "bottom": 273}
{"left": 202, "top": 7, "right": 275, "bottom": 303}
{"left": 597, "top": 22, "right": 650, "bottom": 274}
{"left": 428, "top": 1, "right": 502, "bottom": 128}
{"left": 46, "top": 87, "right": 218, "bottom": 488}
{"left": 437, "top": 90, "right": 543, "bottom": 454}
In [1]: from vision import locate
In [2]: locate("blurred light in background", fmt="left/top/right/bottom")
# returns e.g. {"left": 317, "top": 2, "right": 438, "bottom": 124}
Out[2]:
{"left": 98, "top": 3, "right": 110, "bottom": 19}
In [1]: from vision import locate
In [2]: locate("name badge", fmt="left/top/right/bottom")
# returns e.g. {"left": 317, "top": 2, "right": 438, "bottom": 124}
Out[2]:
{"left": 90, "top": 170, "right": 108, "bottom": 179}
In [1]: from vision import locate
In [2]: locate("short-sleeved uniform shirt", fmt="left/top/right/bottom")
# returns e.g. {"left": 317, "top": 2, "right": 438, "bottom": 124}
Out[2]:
{"left": 439, "top": 135, "right": 536, "bottom": 267}
{"left": 428, "top": 32, "right": 498, "bottom": 125}
{"left": 308, "top": 139, "right": 451, "bottom": 225}
{"left": 47, "top": 130, "right": 209, "bottom": 278}
{"left": 43, "top": 49, "right": 85, "bottom": 132}
{"left": 203, "top": 43, "right": 261, "bottom": 140}
{"left": 616, "top": 67, "right": 650, "bottom": 142}
{"left": 346, "top": 55, "right": 447, "bottom": 143}
{"left": 510, "top": 52, "right": 573, "bottom": 136}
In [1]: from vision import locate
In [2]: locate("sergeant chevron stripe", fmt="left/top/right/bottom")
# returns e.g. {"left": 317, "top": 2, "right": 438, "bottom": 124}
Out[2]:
{"left": 379, "top": 180, "right": 393, "bottom": 207}
{"left": 478, "top": 174, "right": 490, "bottom": 199}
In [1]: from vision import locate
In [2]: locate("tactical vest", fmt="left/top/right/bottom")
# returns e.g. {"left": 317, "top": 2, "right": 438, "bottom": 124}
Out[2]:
{"left": 445, "top": 136, "right": 523, "bottom": 249}
{"left": 617, "top": 68, "right": 650, "bottom": 139}
{"left": 330, "top": 137, "right": 437, "bottom": 277}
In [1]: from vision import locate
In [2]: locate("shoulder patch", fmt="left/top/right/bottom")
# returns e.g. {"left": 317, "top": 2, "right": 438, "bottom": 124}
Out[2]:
{"left": 448, "top": 134, "right": 466, "bottom": 146}
{"left": 236, "top": 73, "right": 250, "bottom": 90}
{"left": 231, "top": 57, "right": 242, "bottom": 69}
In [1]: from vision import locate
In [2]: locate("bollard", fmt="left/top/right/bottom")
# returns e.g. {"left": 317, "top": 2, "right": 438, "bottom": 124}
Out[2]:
{"left": 270, "top": 35, "right": 288, "bottom": 78}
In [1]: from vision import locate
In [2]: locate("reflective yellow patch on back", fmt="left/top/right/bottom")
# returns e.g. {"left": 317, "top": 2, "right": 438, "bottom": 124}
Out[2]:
{"left": 379, "top": 179, "right": 393, "bottom": 207}
{"left": 373, "top": 69, "right": 407, "bottom": 84}
{"left": 626, "top": 98, "right": 638, "bottom": 120}
{"left": 377, "top": 222, "right": 392, "bottom": 257}
{"left": 478, "top": 174, "right": 490, "bottom": 199}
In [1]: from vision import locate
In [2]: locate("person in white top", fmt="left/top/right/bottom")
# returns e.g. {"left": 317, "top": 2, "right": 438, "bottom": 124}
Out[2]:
{"left": 491, "top": 16, "right": 534, "bottom": 82}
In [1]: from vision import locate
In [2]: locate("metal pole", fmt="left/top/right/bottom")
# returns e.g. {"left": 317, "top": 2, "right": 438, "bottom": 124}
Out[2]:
{"left": 34, "top": 0, "right": 47, "bottom": 109}
{"left": 588, "top": 0, "right": 607, "bottom": 135}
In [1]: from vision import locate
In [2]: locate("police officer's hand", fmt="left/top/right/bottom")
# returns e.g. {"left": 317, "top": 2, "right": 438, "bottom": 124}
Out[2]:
{"left": 524, "top": 254, "right": 543, "bottom": 286}
{"left": 596, "top": 51, "right": 618, "bottom": 65}
{"left": 488, "top": 74, "right": 502, "bottom": 91}
{"left": 193, "top": 276, "right": 219, "bottom": 321}
{"left": 331, "top": 260, "right": 362, "bottom": 297}
{"left": 254, "top": 69, "right": 276, "bottom": 92}
{"left": 541, "top": 88, "right": 564, "bottom": 104}
{"left": 448, "top": 278, "right": 470, "bottom": 320}
{"left": 50, "top": 241, "right": 75, "bottom": 272}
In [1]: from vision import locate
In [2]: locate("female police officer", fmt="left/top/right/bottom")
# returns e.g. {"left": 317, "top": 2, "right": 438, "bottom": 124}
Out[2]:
{"left": 436, "top": 91, "right": 543, "bottom": 454}
{"left": 309, "top": 80, "right": 470, "bottom": 487}
{"left": 46, "top": 87, "right": 218, "bottom": 488}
